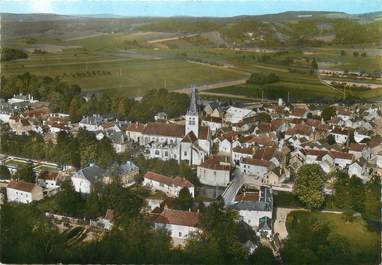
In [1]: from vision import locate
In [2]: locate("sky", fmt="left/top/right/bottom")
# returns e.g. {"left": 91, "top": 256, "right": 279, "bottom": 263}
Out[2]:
{"left": 0, "top": 0, "right": 381, "bottom": 17}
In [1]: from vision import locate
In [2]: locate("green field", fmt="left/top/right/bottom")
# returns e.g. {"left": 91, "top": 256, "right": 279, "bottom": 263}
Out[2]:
{"left": 3, "top": 53, "right": 248, "bottom": 96}
{"left": 287, "top": 211, "right": 380, "bottom": 259}
{"left": 2, "top": 29, "right": 381, "bottom": 99}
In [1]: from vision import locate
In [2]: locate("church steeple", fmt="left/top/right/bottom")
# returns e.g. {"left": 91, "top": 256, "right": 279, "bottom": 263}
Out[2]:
{"left": 187, "top": 87, "right": 198, "bottom": 116}
{"left": 185, "top": 87, "right": 199, "bottom": 137}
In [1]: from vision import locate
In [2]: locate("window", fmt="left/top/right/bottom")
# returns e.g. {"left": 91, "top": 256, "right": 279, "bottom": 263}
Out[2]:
{"left": 184, "top": 151, "right": 187, "bottom": 156}
{"left": 155, "top": 150, "right": 160, "bottom": 155}
{"left": 164, "top": 151, "right": 169, "bottom": 157}
{"left": 179, "top": 232, "right": 182, "bottom": 237}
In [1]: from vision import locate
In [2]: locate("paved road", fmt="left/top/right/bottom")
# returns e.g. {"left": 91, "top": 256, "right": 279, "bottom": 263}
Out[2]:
{"left": 274, "top": 208, "right": 307, "bottom": 240}
{"left": 175, "top": 79, "right": 249, "bottom": 94}
{"left": 222, "top": 168, "right": 244, "bottom": 205}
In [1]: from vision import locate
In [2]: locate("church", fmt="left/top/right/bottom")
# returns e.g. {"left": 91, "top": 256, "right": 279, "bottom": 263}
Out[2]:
{"left": 126, "top": 88, "right": 212, "bottom": 166}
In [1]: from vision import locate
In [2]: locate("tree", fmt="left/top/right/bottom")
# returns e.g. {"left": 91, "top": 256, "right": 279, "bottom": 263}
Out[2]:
{"left": 255, "top": 112, "right": 272, "bottom": 123}
{"left": 249, "top": 246, "right": 279, "bottom": 265}
{"left": 294, "top": 164, "right": 325, "bottom": 209}
{"left": 247, "top": 72, "right": 280, "bottom": 85}
{"left": 68, "top": 96, "right": 84, "bottom": 122}
{"left": 184, "top": 199, "right": 247, "bottom": 264}
{"left": 321, "top": 106, "right": 336, "bottom": 121}
{"left": 327, "top": 134, "right": 336, "bottom": 145}
{"left": 340, "top": 50, "right": 347, "bottom": 56}
{"left": 55, "top": 180, "right": 85, "bottom": 216}
{"left": 15, "top": 164, "right": 36, "bottom": 183}
{"left": 353, "top": 51, "right": 359, "bottom": 57}
{"left": 362, "top": 175, "right": 381, "bottom": 221}
{"left": 0, "top": 165, "right": 11, "bottom": 179}
{"left": 174, "top": 187, "right": 193, "bottom": 210}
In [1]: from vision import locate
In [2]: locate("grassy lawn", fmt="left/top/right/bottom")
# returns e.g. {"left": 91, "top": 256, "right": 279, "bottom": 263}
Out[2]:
{"left": 287, "top": 210, "right": 380, "bottom": 258}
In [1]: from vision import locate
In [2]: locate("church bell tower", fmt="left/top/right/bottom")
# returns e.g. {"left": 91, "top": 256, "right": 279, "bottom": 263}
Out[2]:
{"left": 185, "top": 87, "right": 199, "bottom": 137}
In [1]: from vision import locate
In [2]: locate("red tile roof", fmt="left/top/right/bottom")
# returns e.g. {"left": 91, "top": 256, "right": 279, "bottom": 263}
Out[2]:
{"left": 304, "top": 149, "right": 328, "bottom": 160}
{"left": 235, "top": 191, "right": 259, "bottom": 202}
{"left": 38, "top": 171, "right": 58, "bottom": 180}
{"left": 144, "top": 171, "right": 193, "bottom": 188}
{"left": 332, "top": 127, "right": 350, "bottom": 135}
{"left": 368, "top": 135, "right": 382, "bottom": 148}
{"left": 127, "top": 122, "right": 146, "bottom": 133}
{"left": 253, "top": 147, "right": 276, "bottom": 161}
{"left": 198, "top": 155, "right": 231, "bottom": 171}
{"left": 232, "top": 146, "right": 256, "bottom": 155}
{"left": 286, "top": 124, "right": 312, "bottom": 136}
{"left": 7, "top": 180, "right": 36, "bottom": 192}
{"left": 240, "top": 135, "right": 275, "bottom": 147}
{"left": 154, "top": 208, "right": 200, "bottom": 227}
{"left": 329, "top": 151, "right": 353, "bottom": 160}
{"left": 242, "top": 158, "right": 271, "bottom": 167}
{"left": 349, "top": 143, "right": 366, "bottom": 152}
{"left": 290, "top": 108, "right": 307, "bottom": 117}
{"left": 202, "top": 116, "right": 222, "bottom": 123}
{"left": 143, "top": 123, "right": 185, "bottom": 138}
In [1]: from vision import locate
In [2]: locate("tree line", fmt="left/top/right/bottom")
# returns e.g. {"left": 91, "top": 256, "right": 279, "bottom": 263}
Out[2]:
{"left": 1, "top": 130, "right": 116, "bottom": 169}
{"left": 1, "top": 72, "right": 189, "bottom": 123}
{"left": 1, "top": 48, "right": 28, "bottom": 61}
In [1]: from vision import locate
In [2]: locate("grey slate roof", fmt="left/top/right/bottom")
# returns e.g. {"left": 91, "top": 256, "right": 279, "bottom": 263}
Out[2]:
{"left": 229, "top": 200, "right": 273, "bottom": 212}
{"left": 258, "top": 216, "right": 272, "bottom": 231}
{"left": 187, "top": 87, "right": 198, "bottom": 116}
{"left": 75, "top": 164, "right": 106, "bottom": 183}
{"left": 230, "top": 186, "right": 273, "bottom": 212}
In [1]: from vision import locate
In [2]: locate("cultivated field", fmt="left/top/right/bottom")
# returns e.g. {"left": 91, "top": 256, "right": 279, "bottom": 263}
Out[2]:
{"left": 2, "top": 28, "right": 381, "bottom": 100}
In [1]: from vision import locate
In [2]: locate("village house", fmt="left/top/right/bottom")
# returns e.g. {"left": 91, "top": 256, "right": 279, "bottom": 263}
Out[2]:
{"left": 154, "top": 112, "right": 168, "bottom": 121}
{"left": 201, "top": 116, "right": 223, "bottom": 134}
{"left": 37, "top": 170, "right": 60, "bottom": 189}
{"left": 331, "top": 127, "right": 351, "bottom": 144}
{"left": 323, "top": 151, "right": 354, "bottom": 169}
{"left": 224, "top": 106, "right": 256, "bottom": 124}
{"left": 201, "top": 101, "right": 223, "bottom": 117}
{"left": 8, "top": 93, "right": 39, "bottom": 105}
{"left": 232, "top": 146, "right": 256, "bottom": 165}
{"left": 348, "top": 158, "right": 370, "bottom": 182}
{"left": 0, "top": 100, "right": 17, "bottom": 123}
{"left": 71, "top": 164, "right": 106, "bottom": 194}
{"left": 79, "top": 114, "right": 105, "bottom": 132}
{"left": 152, "top": 208, "right": 200, "bottom": 245}
{"left": 143, "top": 171, "right": 194, "bottom": 198}
{"left": 215, "top": 131, "right": 241, "bottom": 155}
{"left": 103, "top": 161, "right": 139, "bottom": 186}
{"left": 9, "top": 116, "right": 33, "bottom": 135}
{"left": 229, "top": 186, "right": 273, "bottom": 229}
{"left": 263, "top": 167, "right": 290, "bottom": 186}
{"left": 197, "top": 155, "right": 232, "bottom": 187}
{"left": 368, "top": 135, "right": 382, "bottom": 158}
{"left": 126, "top": 122, "right": 146, "bottom": 144}
{"left": 106, "top": 130, "right": 128, "bottom": 153}
{"left": 6, "top": 180, "right": 44, "bottom": 203}
{"left": 354, "top": 128, "right": 371, "bottom": 143}
{"left": 288, "top": 107, "right": 308, "bottom": 119}
{"left": 240, "top": 158, "right": 272, "bottom": 177}
{"left": 349, "top": 143, "right": 372, "bottom": 160}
